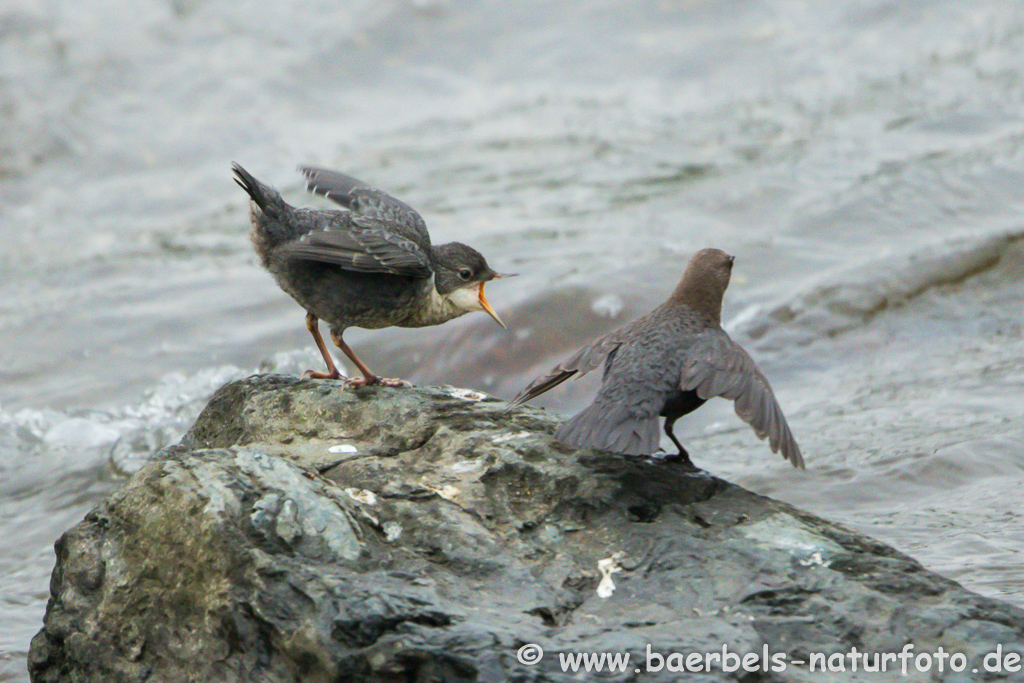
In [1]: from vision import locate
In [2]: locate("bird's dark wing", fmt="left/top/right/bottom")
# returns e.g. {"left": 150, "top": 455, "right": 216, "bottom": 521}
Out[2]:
{"left": 680, "top": 331, "right": 804, "bottom": 468}
{"left": 508, "top": 323, "right": 639, "bottom": 408}
{"left": 298, "top": 166, "right": 430, "bottom": 247}
{"left": 276, "top": 213, "right": 432, "bottom": 277}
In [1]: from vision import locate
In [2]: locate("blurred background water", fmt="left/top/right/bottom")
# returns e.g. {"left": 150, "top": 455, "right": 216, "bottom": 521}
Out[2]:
{"left": 3, "top": 0, "right": 1024, "bottom": 679}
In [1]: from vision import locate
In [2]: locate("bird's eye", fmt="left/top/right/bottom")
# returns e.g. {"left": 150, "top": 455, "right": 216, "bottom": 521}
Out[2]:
{"left": 458, "top": 268, "right": 472, "bottom": 280}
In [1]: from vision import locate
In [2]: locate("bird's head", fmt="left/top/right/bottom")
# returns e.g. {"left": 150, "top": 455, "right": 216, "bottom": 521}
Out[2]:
{"left": 673, "top": 248, "right": 735, "bottom": 323}
{"left": 432, "top": 242, "right": 515, "bottom": 328}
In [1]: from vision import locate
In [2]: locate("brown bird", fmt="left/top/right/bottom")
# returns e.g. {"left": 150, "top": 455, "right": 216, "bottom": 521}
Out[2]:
{"left": 233, "top": 163, "right": 512, "bottom": 387}
{"left": 509, "top": 248, "right": 804, "bottom": 468}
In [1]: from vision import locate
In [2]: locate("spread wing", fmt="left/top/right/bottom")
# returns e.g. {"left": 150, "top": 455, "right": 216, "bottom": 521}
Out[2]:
{"left": 298, "top": 166, "right": 430, "bottom": 246}
{"left": 508, "top": 322, "right": 640, "bottom": 409}
{"left": 276, "top": 213, "right": 432, "bottom": 277}
{"left": 680, "top": 331, "right": 804, "bottom": 468}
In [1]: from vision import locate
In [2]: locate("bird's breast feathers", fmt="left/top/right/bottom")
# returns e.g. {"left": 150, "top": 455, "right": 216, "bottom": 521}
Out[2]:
{"left": 399, "top": 276, "right": 468, "bottom": 327}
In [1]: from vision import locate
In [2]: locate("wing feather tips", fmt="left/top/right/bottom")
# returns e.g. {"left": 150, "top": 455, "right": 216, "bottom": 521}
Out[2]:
{"left": 752, "top": 399, "right": 804, "bottom": 469}
{"left": 735, "top": 392, "right": 804, "bottom": 469}
{"left": 507, "top": 369, "right": 577, "bottom": 410}
{"left": 683, "top": 350, "right": 805, "bottom": 469}
{"left": 780, "top": 425, "right": 805, "bottom": 469}
{"left": 506, "top": 329, "right": 630, "bottom": 409}
{"left": 298, "top": 166, "right": 368, "bottom": 204}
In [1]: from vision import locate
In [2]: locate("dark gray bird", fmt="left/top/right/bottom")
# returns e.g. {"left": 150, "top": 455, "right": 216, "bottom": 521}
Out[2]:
{"left": 509, "top": 248, "right": 804, "bottom": 469}
{"left": 233, "top": 163, "right": 512, "bottom": 387}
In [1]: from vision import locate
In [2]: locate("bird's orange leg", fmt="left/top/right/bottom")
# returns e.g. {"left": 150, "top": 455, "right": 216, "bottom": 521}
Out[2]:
{"left": 331, "top": 332, "right": 406, "bottom": 388}
{"left": 302, "top": 313, "right": 346, "bottom": 380}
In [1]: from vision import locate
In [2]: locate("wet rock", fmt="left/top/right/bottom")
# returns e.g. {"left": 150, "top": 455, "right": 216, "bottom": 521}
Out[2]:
{"left": 29, "top": 374, "right": 1024, "bottom": 682}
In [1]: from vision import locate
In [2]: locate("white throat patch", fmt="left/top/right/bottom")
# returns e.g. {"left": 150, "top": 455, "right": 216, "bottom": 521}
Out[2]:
{"left": 406, "top": 281, "right": 481, "bottom": 327}
{"left": 446, "top": 284, "right": 484, "bottom": 313}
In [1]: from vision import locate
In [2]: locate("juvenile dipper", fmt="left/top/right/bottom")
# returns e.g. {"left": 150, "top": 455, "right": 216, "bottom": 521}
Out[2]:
{"left": 233, "top": 163, "right": 512, "bottom": 387}
{"left": 510, "top": 248, "right": 804, "bottom": 468}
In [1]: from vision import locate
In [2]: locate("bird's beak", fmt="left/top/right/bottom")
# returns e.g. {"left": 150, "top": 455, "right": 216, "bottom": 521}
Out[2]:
{"left": 492, "top": 272, "right": 518, "bottom": 280}
{"left": 477, "top": 282, "right": 506, "bottom": 329}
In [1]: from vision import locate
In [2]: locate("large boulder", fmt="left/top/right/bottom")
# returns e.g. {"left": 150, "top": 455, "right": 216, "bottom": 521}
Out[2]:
{"left": 28, "top": 375, "right": 1024, "bottom": 682}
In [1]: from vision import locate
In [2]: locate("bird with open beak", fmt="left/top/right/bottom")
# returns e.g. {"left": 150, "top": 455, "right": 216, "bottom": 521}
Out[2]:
{"left": 233, "top": 163, "right": 514, "bottom": 387}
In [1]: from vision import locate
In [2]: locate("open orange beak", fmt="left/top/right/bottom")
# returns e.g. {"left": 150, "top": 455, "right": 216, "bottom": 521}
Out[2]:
{"left": 478, "top": 282, "right": 505, "bottom": 329}
{"left": 478, "top": 272, "right": 516, "bottom": 329}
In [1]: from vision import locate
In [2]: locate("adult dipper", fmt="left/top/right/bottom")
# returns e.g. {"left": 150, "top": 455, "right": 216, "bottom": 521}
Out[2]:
{"left": 509, "top": 248, "right": 804, "bottom": 468}
{"left": 233, "top": 163, "right": 512, "bottom": 387}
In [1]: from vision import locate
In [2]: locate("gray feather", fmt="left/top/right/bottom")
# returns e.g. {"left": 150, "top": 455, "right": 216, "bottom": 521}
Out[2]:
{"left": 510, "top": 248, "right": 805, "bottom": 470}
{"left": 507, "top": 322, "right": 641, "bottom": 408}
{"left": 299, "top": 165, "right": 430, "bottom": 247}
{"left": 555, "top": 402, "right": 660, "bottom": 456}
{"left": 680, "top": 331, "right": 804, "bottom": 468}
{"left": 276, "top": 216, "right": 432, "bottom": 277}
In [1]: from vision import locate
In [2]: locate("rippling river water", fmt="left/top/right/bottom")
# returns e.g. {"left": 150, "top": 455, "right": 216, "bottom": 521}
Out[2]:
{"left": 3, "top": 1, "right": 1024, "bottom": 679}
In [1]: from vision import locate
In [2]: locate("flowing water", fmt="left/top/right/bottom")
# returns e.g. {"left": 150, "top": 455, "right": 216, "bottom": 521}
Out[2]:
{"left": 3, "top": 0, "right": 1024, "bottom": 679}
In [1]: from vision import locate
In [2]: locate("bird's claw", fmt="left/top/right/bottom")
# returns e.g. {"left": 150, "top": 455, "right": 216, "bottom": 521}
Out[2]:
{"left": 345, "top": 376, "right": 410, "bottom": 388}
{"left": 663, "top": 451, "right": 697, "bottom": 469}
{"left": 302, "top": 369, "right": 347, "bottom": 381}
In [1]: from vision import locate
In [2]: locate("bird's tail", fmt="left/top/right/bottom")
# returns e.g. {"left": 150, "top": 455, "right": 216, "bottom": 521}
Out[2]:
{"left": 555, "top": 402, "right": 660, "bottom": 456}
{"left": 232, "top": 163, "right": 300, "bottom": 257}
{"left": 232, "top": 163, "right": 286, "bottom": 213}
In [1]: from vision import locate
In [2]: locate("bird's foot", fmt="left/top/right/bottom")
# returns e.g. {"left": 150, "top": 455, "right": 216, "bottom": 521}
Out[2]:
{"left": 345, "top": 375, "right": 410, "bottom": 388}
{"left": 663, "top": 450, "right": 696, "bottom": 468}
{"left": 302, "top": 369, "right": 348, "bottom": 381}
